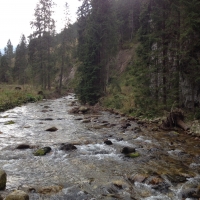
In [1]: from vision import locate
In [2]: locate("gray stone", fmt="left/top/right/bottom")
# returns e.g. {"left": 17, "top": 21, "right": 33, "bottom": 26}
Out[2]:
{"left": 5, "top": 190, "right": 29, "bottom": 200}
{"left": 79, "top": 106, "right": 89, "bottom": 113}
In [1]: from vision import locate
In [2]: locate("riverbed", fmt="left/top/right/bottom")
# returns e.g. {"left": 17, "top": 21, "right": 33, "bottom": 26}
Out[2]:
{"left": 0, "top": 94, "right": 199, "bottom": 199}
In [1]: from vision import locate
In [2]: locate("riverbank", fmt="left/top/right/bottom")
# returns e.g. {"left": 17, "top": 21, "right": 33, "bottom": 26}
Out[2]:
{"left": 0, "top": 85, "right": 43, "bottom": 112}
{"left": 1, "top": 86, "right": 199, "bottom": 139}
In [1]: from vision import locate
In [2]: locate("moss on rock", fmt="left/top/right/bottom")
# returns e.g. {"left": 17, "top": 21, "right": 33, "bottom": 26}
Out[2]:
{"left": 127, "top": 152, "right": 140, "bottom": 158}
{"left": 34, "top": 147, "right": 51, "bottom": 156}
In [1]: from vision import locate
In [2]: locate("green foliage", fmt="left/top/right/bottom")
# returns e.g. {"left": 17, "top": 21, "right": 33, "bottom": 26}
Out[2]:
{"left": 195, "top": 109, "right": 200, "bottom": 120}
{"left": 29, "top": 0, "right": 56, "bottom": 90}
{"left": 76, "top": 0, "right": 119, "bottom": 105}
{"left": 13, "top": 35, "right": 28, "bottom": 84}
{"left": 0, "top": 85, "right": 42, "bottom": 112}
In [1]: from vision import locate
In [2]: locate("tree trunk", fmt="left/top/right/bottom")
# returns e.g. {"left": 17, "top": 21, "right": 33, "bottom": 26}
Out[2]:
{"left": 59, "top": 55, "right": 64, "bottom": 95}
{"left": 162, "top": 2, "right": 167, "bottom": 107}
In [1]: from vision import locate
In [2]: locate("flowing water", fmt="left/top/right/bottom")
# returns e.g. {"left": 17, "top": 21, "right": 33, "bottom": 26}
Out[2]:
{"left": 0, "top": 94, "right": 199, "bottom": 200}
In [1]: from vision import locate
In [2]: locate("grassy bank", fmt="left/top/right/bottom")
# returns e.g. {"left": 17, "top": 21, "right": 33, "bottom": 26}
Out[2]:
{"left": 0, "top": 85, "right": 43, "bottom": 112}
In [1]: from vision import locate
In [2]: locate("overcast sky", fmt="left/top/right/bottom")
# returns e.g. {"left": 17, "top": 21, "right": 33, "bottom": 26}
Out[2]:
{"left": 0, "top": 0, "right": 82, "bottom": 52}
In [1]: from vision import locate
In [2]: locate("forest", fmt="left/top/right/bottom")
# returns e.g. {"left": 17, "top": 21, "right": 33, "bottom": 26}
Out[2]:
{"left": 0, "top": 0, "right": 200, "bottom": 118}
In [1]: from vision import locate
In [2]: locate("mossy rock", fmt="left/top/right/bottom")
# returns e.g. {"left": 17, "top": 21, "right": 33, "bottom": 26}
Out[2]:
{"left": 121, "top": 147, "right": 136, "bottom": 154}
{"left": 34, "top": 147, "right": 51, "bottom": 156}
{"left": 0, "top": 169, "right": 7, "bottom": 190}
{"left": 4, "top": 121, "right": 15, "bottom": 125}
{"left": 127, "top": 152, "right": 140, "bottom": 158}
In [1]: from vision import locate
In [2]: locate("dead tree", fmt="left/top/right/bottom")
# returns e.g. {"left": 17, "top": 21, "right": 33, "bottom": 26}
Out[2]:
{"left": 160, "top": 109, "right": 189, "bottom": 131}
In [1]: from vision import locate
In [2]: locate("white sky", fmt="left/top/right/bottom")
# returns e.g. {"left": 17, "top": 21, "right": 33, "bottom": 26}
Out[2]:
{"left": 0, "top": 0, "right": 82, "bottom": 52}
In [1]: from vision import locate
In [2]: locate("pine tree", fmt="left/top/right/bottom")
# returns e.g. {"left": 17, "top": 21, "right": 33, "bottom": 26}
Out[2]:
{"left": 179, "top": 0, "right": 200, "bottom": 110}
{"left": 13, "top": 35, "right": 28, "bottom": 84}
{"left": 4, "top": 39, "right": 13, "bottom": 69}
{"left": 76, "top": 0, "right": 118, "bottom": 105}
{"left": 0, "top": 55, "right": 9, "bottom": 82}
{"left": 0, "top": 40, "right": 14, "bottom": 82}
{"left": 30, "top": 0, "right": 55, "bottom": 89}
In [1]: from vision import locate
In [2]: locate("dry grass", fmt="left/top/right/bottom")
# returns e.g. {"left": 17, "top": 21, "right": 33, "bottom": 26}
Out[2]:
{"left": 0, "top": 84, "right": 42, "bottom": 112}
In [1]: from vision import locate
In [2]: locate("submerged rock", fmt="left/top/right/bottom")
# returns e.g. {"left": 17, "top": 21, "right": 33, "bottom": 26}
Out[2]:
{"left": 0, "top": 169, "right": 6, "bottom": 190}
{"left": 45, "top": 127, "right": 58, "bottom": 132}
{"left": 82, "top": 119, "right": 91, "bottom": 123}
{"left": 38, "top": 185, "right": 63, "bottom": 194}
{"left": 180, "top": 188, "right": 198, "bottom": 199}
{"left": 59, "top": 143, "right": 77, "bottom": 151}
{"left": 44, "top": 118, "right": 53, "bottom": 121}
{"left": 34, "top": 147, "right": 51, "bottom": 156}
{"left": 129, "top": 174, "right": 147, "bottom": 183}
{"left": 167, "top": 131, "right": 179, "bottom": 137}
{"left": 5, "top": 190, "right": 29, "bottom": 200}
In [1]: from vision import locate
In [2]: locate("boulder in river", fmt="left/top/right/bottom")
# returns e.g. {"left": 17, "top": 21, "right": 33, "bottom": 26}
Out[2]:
{"left": 121, "top": 147, "right": 136, "bottom": 154}
{"left": 79, "top": 106, "right": 89, "bottom": 113}
{"left": 34, "top": 147, "right": 51, "bottom": 156}
{"left": 45, "top": 127, "right": 58, "bottom": 132}
{"left": 0, "top": 169, "right": 6, "bottom": 190}
{"left": 5, "top": 190, "right": 29, "bottom": 200}
{"left": 121, "top": 122, "right": 131, "bottom": 129}
{"left": 104, "top": 139, "right": 113, "bottom": 145}
{"left": 180, "top": 188, "right": 198, "bottom": 199}
{"left": 129, "top": 174, "right": 147, "bottom": 183}
{"left": 59, "top": 143, "right": 77, "bottom": 151}
{"left": 16, "top": 144, "right": 31, "bottom": 150}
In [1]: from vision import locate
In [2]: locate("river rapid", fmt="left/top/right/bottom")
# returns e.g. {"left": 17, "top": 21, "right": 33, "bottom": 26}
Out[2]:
{"left": 0, "top": 94, "right": 200, "bottom": 200}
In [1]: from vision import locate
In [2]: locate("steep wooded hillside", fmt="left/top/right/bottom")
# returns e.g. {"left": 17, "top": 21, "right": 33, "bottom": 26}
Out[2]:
{"left": 0, "top": 0, "right": 200, "bottom": 119}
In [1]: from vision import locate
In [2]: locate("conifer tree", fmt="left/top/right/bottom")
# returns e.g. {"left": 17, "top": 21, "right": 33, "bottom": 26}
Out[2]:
{"left": 76, "top": 0, "right": 118, "bottom": 105}
{"left": 30, "top": 0, "right": 55, "bottom": 89}
{"left": 0, "top": 40, "right": 14, "bottom": 82}
{"left": 13, "top": 35, "right": 28, "bottom": 84}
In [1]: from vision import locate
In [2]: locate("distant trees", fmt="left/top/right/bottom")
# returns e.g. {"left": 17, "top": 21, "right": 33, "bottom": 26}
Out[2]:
{"left": 13, "top": 35, "right": 28, "bottom": 84}
{"left": 56, "top": 2, "right": 73, "bottom": 94}
{"left": 132, "top": 0, "right": 200, "bottom": 111}
{"left": 29, "top": 0, "right": 56, "bottom": 89}
{"left": 0, "top": 40, "right": 13, "bottom": 83}
{"left": 0, "top": 0, "right": 199, "bottom": 115}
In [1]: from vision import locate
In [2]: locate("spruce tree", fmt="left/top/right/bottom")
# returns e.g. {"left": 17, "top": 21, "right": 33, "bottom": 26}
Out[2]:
{"left": 13, "top": 35, "right": 28, "bottom": 84}
{"left": 30, "top": 0, "right": 55, "bottom": 89}
{"left": 76, "top": 0, "right": 118, "bottom": 105}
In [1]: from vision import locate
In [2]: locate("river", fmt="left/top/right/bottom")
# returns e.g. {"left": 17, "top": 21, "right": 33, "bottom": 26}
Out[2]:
{"left": 0, "top": 94, "right": 199, "bottom": 199}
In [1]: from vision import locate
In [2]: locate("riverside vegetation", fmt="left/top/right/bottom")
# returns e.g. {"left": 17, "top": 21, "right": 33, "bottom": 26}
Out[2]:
{"left": 0, "top": 85, "right": 42, "bottom": 112}
{"left": 0, "top": 0, "right": 199, "bottom": 120}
